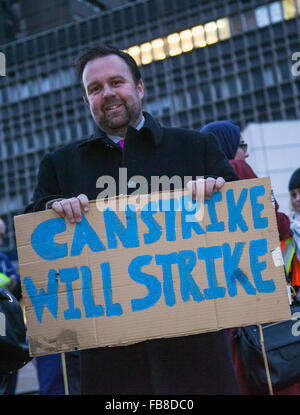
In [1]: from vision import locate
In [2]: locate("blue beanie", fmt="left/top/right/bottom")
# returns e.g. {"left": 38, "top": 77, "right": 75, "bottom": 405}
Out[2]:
{"left": 200, "top": 120, "right": 241, "bottom": 160}
{"left": 288, "top": 167, "right": 300, "bottom": 191}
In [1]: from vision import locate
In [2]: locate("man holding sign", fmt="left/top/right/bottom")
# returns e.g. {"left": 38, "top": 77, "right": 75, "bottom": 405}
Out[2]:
{"left": 25, "top": 45, "right": 240, "bottom": 394}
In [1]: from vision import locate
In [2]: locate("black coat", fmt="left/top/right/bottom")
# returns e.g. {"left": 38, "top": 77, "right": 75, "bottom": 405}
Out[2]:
{"left": 26, "top": 112, "right": 240, "bottom": 394}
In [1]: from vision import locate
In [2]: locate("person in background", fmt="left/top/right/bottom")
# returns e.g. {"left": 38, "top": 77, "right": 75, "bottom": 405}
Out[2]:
{"left": 35, "top": 350, "right": 81, "bottom": 395}
{"left": 283, "top": 168, "right": 300, "bottom": 299}
{"left": 201, "top": 120, "right": 300, "bottom": 395}
{"left": 0, "top": 218, "right": 79, "bottom": 396}
{"left": 0, "top": 218, "right": 22, "bottom": 395}
{"left": 35, "top": 354, "right": 65, "bottom": 395}
{"left": 289, "top": 167, "right": 300, "bottom": 223}
{"left": 0, "top": 219, "right": 22, "bottom": 300}
{"left": 200, "top": 120, "right": 291, "bottom": 241}
{"left": 0, "top": 222, "right": 65, "bottom": 396}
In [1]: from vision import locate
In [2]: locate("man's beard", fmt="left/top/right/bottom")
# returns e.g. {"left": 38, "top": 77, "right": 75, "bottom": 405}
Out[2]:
{"left": 95, "top": 99, "right": 142, "bottom": 135}
{"left": 102, "top": 107, "right": 131, "bottom": 132}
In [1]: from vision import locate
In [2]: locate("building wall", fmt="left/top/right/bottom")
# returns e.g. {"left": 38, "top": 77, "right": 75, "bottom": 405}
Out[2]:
{"left": 0, "top": 0, "right": 300, "bottom": 254}
{"left": 243, "top": 119, "right": 300, "bottom": 215}
{"left": 18, "top": 0, "right": 101, "bottom": 36}
{"left": 0, "top": 0, "right": 17, "bottom": 44}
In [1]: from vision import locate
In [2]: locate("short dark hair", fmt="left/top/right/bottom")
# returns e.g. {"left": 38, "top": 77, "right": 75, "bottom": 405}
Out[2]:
{"left": 75, "top": 44, "right": 142, "bottom": 88}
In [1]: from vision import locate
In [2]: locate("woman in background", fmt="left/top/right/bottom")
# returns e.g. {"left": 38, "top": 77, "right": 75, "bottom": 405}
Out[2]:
{"left": 200, "top": 120, "right": 290, "bottom": 241}
{"left": 286, "top": 168, "right": 300, "bottom": 298}
{"left": 201, "top": 120, "right": 300, "bottom": 395}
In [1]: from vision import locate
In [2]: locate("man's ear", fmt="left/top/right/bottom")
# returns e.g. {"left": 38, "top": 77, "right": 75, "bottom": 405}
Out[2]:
{"left": 137, "top": 79, "right": 144, "bottom": 100}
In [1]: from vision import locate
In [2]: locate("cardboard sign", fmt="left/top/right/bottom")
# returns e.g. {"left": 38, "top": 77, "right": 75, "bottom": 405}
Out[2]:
{"left": 14, "top": 178, "right": 291, "bottom": 357}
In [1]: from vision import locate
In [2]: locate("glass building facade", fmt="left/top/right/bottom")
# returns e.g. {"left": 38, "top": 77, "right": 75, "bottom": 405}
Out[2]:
{"left": 0, "top": 0, "right": 300, "bottom": 255}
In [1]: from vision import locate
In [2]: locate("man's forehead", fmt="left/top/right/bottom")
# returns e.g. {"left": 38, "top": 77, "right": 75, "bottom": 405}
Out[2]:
{"left": 83, "top": 54, "right": 132, "bottom": 83}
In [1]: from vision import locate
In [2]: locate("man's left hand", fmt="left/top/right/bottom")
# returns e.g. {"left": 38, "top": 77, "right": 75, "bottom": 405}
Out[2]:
{"left": 187, "top": 177, "right": 225, "bottom": 201}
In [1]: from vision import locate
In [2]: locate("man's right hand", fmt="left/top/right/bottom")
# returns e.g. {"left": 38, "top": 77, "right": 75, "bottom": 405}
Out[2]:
{"left": 52, "top": 194, "right": 89, "bottom": 223}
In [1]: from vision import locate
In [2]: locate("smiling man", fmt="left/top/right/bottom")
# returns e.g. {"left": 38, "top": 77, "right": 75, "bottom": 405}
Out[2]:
{"left": 83, "top": 53, "right": 144, "bottom": 137}
{"left": 26, "top": 45, "right": 239, "bottom": 395}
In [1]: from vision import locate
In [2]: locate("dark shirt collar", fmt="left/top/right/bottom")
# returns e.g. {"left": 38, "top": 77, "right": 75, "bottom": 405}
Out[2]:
{"left": 77, "top": 112, "right": 163, "bottom": 149}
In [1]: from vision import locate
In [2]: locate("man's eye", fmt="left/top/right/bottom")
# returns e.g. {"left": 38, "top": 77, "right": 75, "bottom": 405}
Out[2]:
{"left": 90, "top": 85, "right": 99, "bottom": 93}
{"left": 112, "top": 80, "right": 121, "bottom": 86}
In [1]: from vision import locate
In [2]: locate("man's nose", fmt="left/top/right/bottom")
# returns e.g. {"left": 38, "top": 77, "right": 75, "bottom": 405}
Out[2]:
{"left": 102, "top": 84, "right": 116, "bottom": 97}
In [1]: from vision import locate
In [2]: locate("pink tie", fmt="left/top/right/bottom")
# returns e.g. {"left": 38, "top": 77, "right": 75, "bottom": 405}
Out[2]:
{"left": 118, "top": 139, "right": 124, "bottom": 148}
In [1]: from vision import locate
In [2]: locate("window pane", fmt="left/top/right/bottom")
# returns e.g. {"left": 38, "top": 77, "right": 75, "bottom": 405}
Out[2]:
{"left": 5, "top": 141, "right": 13, "bottom": 155}
{"left": 239, "top": 73, "right": 250, "bottom": 91}
{"left": 68, "top": 123, "right": 77, "bottom": 139}
{"left": 128, "top": 46, "right": 141, "bottom": 66}
{"left": 46, "top": 33, "right": 55, "bottom": 53}
{"left": 161, "top": 96, "right": 171, "bottom": 114}
{"left": 7, "top": 85, "right": 17, "bottom": 102}
{"left": 227, "top": 76, "right": 237, "bottom": 97}
{"left": 20, "top": 81, "right": 29, "bottom": 99}
{"left": 50, "top": 72, "right": 61, "bottom": 90}
{"left": 61, "top": 68, "right": 74, "bottom": 86}
{"left": 25, "top": 135, "right": 34, "bottom": 149}
{"left": 79, "top": 22, "right": 88, "bottom": 41}
{"left": 174, "top": 91, "right": 187, "bottom": 111}
{"left": 29, "top": 79, "right": 39, "bottom": 96}
{"left": 255, "top": 6, "right": 270, "bottom": 27}
{"left": 58, "top": 30, "right": 67, "bottom": 48}
{"left": 217, "top": 17, "right": 231, "bottom": 40}
{"left": 41, "top": 75, "right": 51, "bottom": 93}
{"left": 47, "top": 130, "right": 55, "bottom": 145}
{"left": 251, "top": 68, "right": 264, "bottom": 88}
{"left": 269, "top": 1, "right": 283, "bottom": 22}
{"left": 145, "top": 100, "right": 159, "bottom": 117}
{"left": 187, "top": 89, "right": 199, "bottom": 106}
{"left": 180, "top": 29, "right": 193, "bottom": 52}
{"left": 191, "top": 25, "right": 206, "bottom": 48}
{"left": 263, "top": 66, "right": 277, "bottom": 86}
{"left": 26, "top": 40, "right": 35, "bottom": 59}
{"left": 201, "top": 84, "right": 212, "bottom": 101}
{"left": 151, "top": 38, "right": 166, "bottom": 60}
{"left": 277, "top": 61, "right": 290, "bottom": 81}
{"left": 231, "top": 14, "right": 243, "bottom": 34}
{"left": 213, "top": 80, "right": 226, "bottom": 99}
{"left": 244, "top": 10, "right": 256, "bottom": 29}
{"left": 136, "top": 3, "right": 145, "bottom": 23}
{"left": 167, "top": 33, "right": 182, "bottom": 56}
{"left": 204, "top": 21, "right": 218, "bottom": 44}
{"left": 80, "top": 120, "right": 88, "bottom": 136}
{"left": 282, "top": 0, "right": 297, "bottom": 19}
{"left": 69, "top": 25, "right": 78, "bottom": 45}
{"left": 140, "top": 42, "right": 153, "bottom": 64}
{"left": 37, "top": 37, "right": 45, "bottom": 55}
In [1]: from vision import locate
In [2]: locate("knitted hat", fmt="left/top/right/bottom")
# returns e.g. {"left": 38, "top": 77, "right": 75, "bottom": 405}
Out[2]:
{"left": 288, "top": 167, "right": 300, "bottom": 191}
{"left": 200, "top": 120, "right": 241, "bottom": 160}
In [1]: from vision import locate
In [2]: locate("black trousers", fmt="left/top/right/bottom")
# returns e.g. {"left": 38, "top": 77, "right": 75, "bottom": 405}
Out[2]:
{"left": 80, "top": 330, "right": 240, "bottom": 395}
